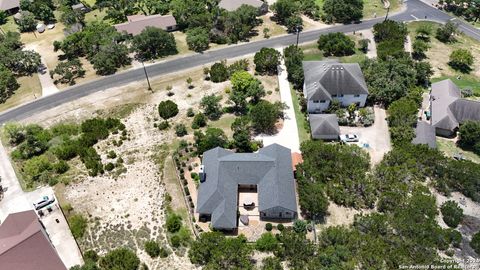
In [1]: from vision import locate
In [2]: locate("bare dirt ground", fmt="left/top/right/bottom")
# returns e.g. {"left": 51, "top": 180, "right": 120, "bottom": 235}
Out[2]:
{"left": 22, "top": 59, "right": 280, "bottom": 269}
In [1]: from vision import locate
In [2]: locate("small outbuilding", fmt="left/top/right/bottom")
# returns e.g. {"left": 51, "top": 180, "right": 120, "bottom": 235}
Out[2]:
{"left": 0, "top": 0, "right": 20, "bottom": 13}
{"left": 309, "top": 114, "right": 340, "bottom": 140}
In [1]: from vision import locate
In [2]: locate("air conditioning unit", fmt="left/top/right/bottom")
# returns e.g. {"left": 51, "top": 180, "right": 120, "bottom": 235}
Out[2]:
{"left": 199, "top": 165, "right": 206, "bottom": 182}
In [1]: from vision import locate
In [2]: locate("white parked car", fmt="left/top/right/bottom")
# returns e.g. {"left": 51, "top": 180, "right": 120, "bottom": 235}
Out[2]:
{"left": 33, "top": 196, "right": 55, "bottom": 210}
{"left": 340, "top": 134, "right": 359, "bottom": 142}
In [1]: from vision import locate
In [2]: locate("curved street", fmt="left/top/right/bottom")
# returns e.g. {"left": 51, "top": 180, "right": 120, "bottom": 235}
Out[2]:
{"left": 0, "top": 0, "right": 478, "bottom": 124}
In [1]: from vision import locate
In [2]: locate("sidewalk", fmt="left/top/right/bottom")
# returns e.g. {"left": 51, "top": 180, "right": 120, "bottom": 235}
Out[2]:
{"left": 256, "top": 48, "right": 300, "bottom": 153}
{"left": 24, "top": 44, "right": 59, "bottom": 97}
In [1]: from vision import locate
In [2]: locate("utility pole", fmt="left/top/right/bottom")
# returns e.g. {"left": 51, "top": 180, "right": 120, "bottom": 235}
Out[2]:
{"left": 141, "top": 60, "right": 152, "bottom": 91}
{"left": 384, "top": 6, "right": 390, "bottom": 22}
{"left": 296, "top": 26, "right": 301, "bottom": 47}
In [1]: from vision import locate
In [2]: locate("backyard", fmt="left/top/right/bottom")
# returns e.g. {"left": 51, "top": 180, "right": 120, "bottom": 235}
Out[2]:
{"left": 315, "top": 0, "right": 400, "bottom": 19}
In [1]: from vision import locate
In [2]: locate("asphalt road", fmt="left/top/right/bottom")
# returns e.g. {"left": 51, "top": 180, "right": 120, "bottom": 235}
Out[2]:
{"left": 0, "top": 0, "right": 479, "bottom": 124}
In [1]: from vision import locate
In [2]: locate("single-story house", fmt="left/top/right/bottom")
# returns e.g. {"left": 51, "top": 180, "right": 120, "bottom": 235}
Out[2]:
{"left": 218, "top": 0, "right": 268, "bottom": 14}
{"left": 71, "top": 3, "right": 89, "bottom": 13}
{"left": 114, "top": 14, "right": 177, "bottom": 36}
{"left": 430, "top": 79, "right": 480, "bottom": 137}
{"left": 412, "top": 121, "right": 437, "bottom": 148}
{"left": 303, "top": 60, "right": 369, "bottom": 113}
{"left": 0, "top": 210, "right": 67, "bottom": 270}
{"left": 0, "top": 0, "right": 19, "bottom": 13}
{"left": 309, "top": 114, "right": 340, "bottom": 140}
{"left": 197, "top": 143, "right": 298, "bottom": 230}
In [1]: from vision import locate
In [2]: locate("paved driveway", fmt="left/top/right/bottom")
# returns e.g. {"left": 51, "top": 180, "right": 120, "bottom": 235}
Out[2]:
{"left": 339, "top": 106, "right": 392, "bottom": 164}
{"left": 0, "top": 140, "right": 83, "bottom": 268}
{"left": 256, "top": 49, "right": 300, "bottom": 153}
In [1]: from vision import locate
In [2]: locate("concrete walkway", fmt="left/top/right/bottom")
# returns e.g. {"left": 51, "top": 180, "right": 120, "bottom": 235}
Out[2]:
{"left": 256, "top": 49, "right": 300, "bottom": 153}
{"left": 0, "top": 140, "right": 83, "bottom": 268}
{"left": 359, "top": 30, "right": 378, "bottom": 59}
{"left": 24, "top": 44, "right": 59, "bottom": 97}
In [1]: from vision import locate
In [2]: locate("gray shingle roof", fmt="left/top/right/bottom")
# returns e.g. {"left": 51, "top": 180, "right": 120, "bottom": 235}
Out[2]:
{"left": 197, "top": 144, "right": 297, "bottom": 229}
{"left": 412, "top": 121, "right": 437, "bottom": 148}
{"left": 218, "top": 0, "right": 265, "bottom": 11}
{"left": 309, "top": 114, "right": 340, "bottom": 137}
{"left": 114, "top": 14, "right": 176, "bottom": 35}
{"left": 303, "top": 60, "right": 368, "bottom": 101}
{"left": 431, "top": 79, "right": 480, "bottom": 132}
{"left": 0, "top": 0, "right": 19, "bottom": 11}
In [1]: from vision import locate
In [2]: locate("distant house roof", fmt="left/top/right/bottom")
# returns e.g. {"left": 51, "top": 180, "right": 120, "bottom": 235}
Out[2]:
{"left": 309, "top": 114, "right": 340, "bottom": 138}
{"left": 218, "top": 0, "right": 266, "bottom": 12}
{"left": 303, "top": 61, "right": 369, "bottom": 101}
{"left": 0, "top": 0, "right": 19, "bottom": 11}
{"left": 71, "top": 3, "right": 85, "bottom": 11}
{"left": 197, "top": 144, "right": 297, "bottom": 229}
{"left": 431, "top": 79, "right": 480, "bottom": 132}
{"left": 114, "top": 14, "right": 177, "bottom": 35}
{"left": 412, "top": 121, "right": 437, "bottom": 148}
{"left": 0, "top": 210, "right": 67, "bottom": 270}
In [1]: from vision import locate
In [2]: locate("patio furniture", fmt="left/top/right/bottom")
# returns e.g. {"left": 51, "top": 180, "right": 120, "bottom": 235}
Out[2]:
{"left": 240, "top": 215, "right": 249, "bottom": 225}
{"left": 243, "top": 202, "right": 255, "bottom": 210}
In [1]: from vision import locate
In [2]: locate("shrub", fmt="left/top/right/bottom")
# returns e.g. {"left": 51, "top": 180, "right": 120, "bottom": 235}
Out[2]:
{"left": 159, "top": 246, "right": 170, "bottom": 258}
{"left": 265, "top": 223, "right": 273, "bottom": 231}
{"left": 53, "top": 160, "right": 70, "bottom": 174}
{"left": 277, "top": 224, "right": 285, "bottom": 231}
{"left": 144, "top": 240, "right": 160, "bottom": 258}
{"left": 107, "top": 150, "right": 117, "bottom": 159}
{"left": 187, "top": 108, "right": 195, "bottom": 117}
{"left": 84, "top": 250, "right": 99, "bottom": 263}
{"left": 440, "top": 201, "right": 464, "bottom": 228}
{"left": 210, "top": 61, "right": 229, "bottom": 83}
{"left": 170, "top": 234, "right": 181, "bottom": 248}
{"left": 471, "top": 232, "right": 480, "bottom": 255}
{"left": 69, "top": 214, "right": 87, "bottom": 239}
{"left": 358, "top": 39, "right": 370, "bottom": 53}
{"left": 436, "top": 21, "right": 457, "bottom": 43}
{"left": 158, "top": 100, "right": 179, "bottom": 120}
{"left": 458, "top": 121, "right": 480, "bottom": 152}
{"left": 449, "top": 49, "right": 474, "bottom": 73}
{"left": 293, "top": 219, "right": 307, "bottom": 233}
{"left": 175, "top": 124, "right": 188, "bottom": 137}
{"left": 166, "top": 213, "right": 182, "bottom": 233}
{"left": 191, "top": 113, "right": 207, "bottom": 129}
{"left": 256, "top": 232, "right": 278, "bottom": 252}
{"left": 254, "top": 48, "right": 281, "bottom": 75}
{"left": 105, "top": 162, "right": 115, "bottom": 171}
{"left": 158, "top": 121, "right": 170, "bottom": 130}
{"left": 99, "top": 248, "right": 140, "bottom": 270}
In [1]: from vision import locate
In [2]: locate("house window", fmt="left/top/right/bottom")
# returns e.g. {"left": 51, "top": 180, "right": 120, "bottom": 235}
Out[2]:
{"left": 167, "top": 26, "right": 173, "bottom": 31}
{"left": 354, "top": 94, "right": 360, "bottom": 97}
{"left": 279, "top": 212, "right": 282, "bottom": 218}
{"left": 339, "top": 94, "right": 344, "bottom": 97}
{"left": 320, "top": 100, "right": 326, "bottom": 103}
{"left": 332, "top": 94, "right": 337, "bottom": 98}
{"left": 262, "top": 212, "right": 266, "bottom": 217}
{"left": 313, "top": 100, "right": 320, "bottom": 103}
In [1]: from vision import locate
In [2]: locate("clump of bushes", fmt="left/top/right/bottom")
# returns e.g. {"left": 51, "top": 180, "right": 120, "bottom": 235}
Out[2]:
{"left": 69, "top": 214, "right": 88, "bottom": 239}
{"left": 144, "top": 240, "right": 160, "bottom": 258}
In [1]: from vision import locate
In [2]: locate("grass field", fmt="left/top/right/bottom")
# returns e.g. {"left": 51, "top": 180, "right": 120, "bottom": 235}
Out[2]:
{"left": 407, "top": 21, "right": 480, "bottom": 95}
{"left": 290, "top": 86, "right": 310, "bottom": 143}
{"left": 315, "top": 0, "right": 400, "bottom": 20}
{"left": 0, "top": 75, "right": 42, "bottom": 112}
{"left": 301, "top": 34, "right": 368, "bottom": 64}
{"left": 437, "top": 137, "right": 480, "bottom": 164}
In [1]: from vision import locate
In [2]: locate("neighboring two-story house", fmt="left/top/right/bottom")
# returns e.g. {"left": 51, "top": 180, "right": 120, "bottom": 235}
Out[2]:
{"left": 303, "top": 60, "right": 369, "bottom": 113}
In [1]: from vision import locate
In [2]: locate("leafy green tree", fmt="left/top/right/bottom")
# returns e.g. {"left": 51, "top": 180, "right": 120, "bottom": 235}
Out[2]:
{"left": 412, "top": 39, "right": 430, "bottom": 60}
{"left": 188, "top": 232, "right": 253, "bottom": 269}
{"left": 99, "top": 248, "right": 140, "bottom": 270}
{"left": 200, "top": 94, "right": 222, "bottom": 120}
{"left": 186, "top": 27, "right": 210, "bottom": 52}
{"left": 276, "top": 229, "right": 315, "bottom": 269}
{"left": 284, "top": 45, "right": 304, "bottom": 89}
{"left": 96, "top": 0, "right": 138, "bottom": 23}
{"left": 317, "top": 32, "right": 355, "bottom": 57}
{"left": 285, "top": 15, "right": 303, "bottom": 33}
{"left": 440, "top": 201, "right": 464, "bottom": 228}
{"left": 230, "top": 71, "right": 265, "bottom": 112}
{"left": 414, "top": 61, "right": 433, "bottom": 86}
{"left": 144, "top": 240, "right": 160, "bottom": 258}
{"left": 59, "top": 5, "right": 85, "bottom": 27}
{"left": 17, "top": 11, "right": 37, "bottom": 32}
{"left": 458, "top": 120, "right": 480, "bottom": 151}
{"left": 250, "top": 100, "right": 283, "bottom": 134}
{"left": 471, "top": 232, "right": 480, "bottom": 255}
{"left": 387, "top": 97, "right": 418, "bottom": 127}
{"left": 256, "top": 233, "right": 279, "bottom": 252}
{"left": 136, "top": 0, "right": 170, "bottom": 15}
{"left": 170, "top": 0, "right": 214, "bottom": 29}
{"left": 220, "top": 5, "right": 260, "bottom": 43}
{"left": 448, "top": 49, "right": 474, "bottom": 73}
{"left": 194, "top": 128, "right": 228, "bottom": 154}
{"left": 91, "top": 43, "right": 131, "bottom": 75}
{"left": 0, "top": 66, "right": 19, "bottom": 103}
{"left": 297, "top": 181, "right": 329, "bottom": 219}
{"left": 436, "top": 21, "right": 457, "bottom": 43}
{"left": 322, "top": 0, "right": 363, "bottom": 23}
{"left": 271, "top": 0, "right": 299, "bottom": 23}
{"left": 0, "top": 10, "right": 8, "bottom": 25}
{"left": 254, "top": 48, "right": 281, "bottom": 75}
{"left": 23, "top": 155, "right": 52, "bottom": 181}
{"left": 416, "top": 24, "right": 433, "bottom": 41}
{"left": 175, "top": 124, "right": 187, "bottom": 137}
{"left": 158, "top": 100, "right": 179, "bottom": 120}
{"left": 210, "top": 61, "right": 229, "bottom": 83}
{"left": 373, "top": 20, "right": 408, "bottom": 43}
{"left": 132, "top": 27, "right": 177, "bottom": 61}
{"left": 358, "top": 38, "right": 370, "bottom": 53}
{"left": 50, "top": 59, "right": 86, "bottom": 85}
{"left": 231, "top": 116, "right": 253, "bottom": 153}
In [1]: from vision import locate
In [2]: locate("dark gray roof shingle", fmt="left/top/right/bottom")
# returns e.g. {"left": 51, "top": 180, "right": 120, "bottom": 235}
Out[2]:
{"left": 197, "top": 144, "right": 297, "bottom": 229}
{"left": 309, "top": 114, "right": 340, "bottom": 137}
{"left": 412, "top": 121, "right": 437, "bottom": 148}
{"left": 303, "top": 60, "right": 368, "bottom": 101}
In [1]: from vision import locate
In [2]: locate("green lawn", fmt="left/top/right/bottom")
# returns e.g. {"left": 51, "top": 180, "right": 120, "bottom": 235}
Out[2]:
{"left": 301, "top": 38, "right": 368, "bottom": 63}
{"left": 290, "top": 86, "right": 310, "bottom": 143}
{"left": 437, "top": 137, "right": 480, "bottom": 164}
{"left": 0, "top": 16, "right": 19, "bottom": 33}
{"left": 208, "top": 114, "right": 236, "bottom": 137}
{"left": 431, "top": 76, "right": 480, "bottom": 96}
{"left": 315, "top": 0, "right": 400, "bottom": 19}
{"left": 0, "top": 75, "right": 42, "bottom": 112}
